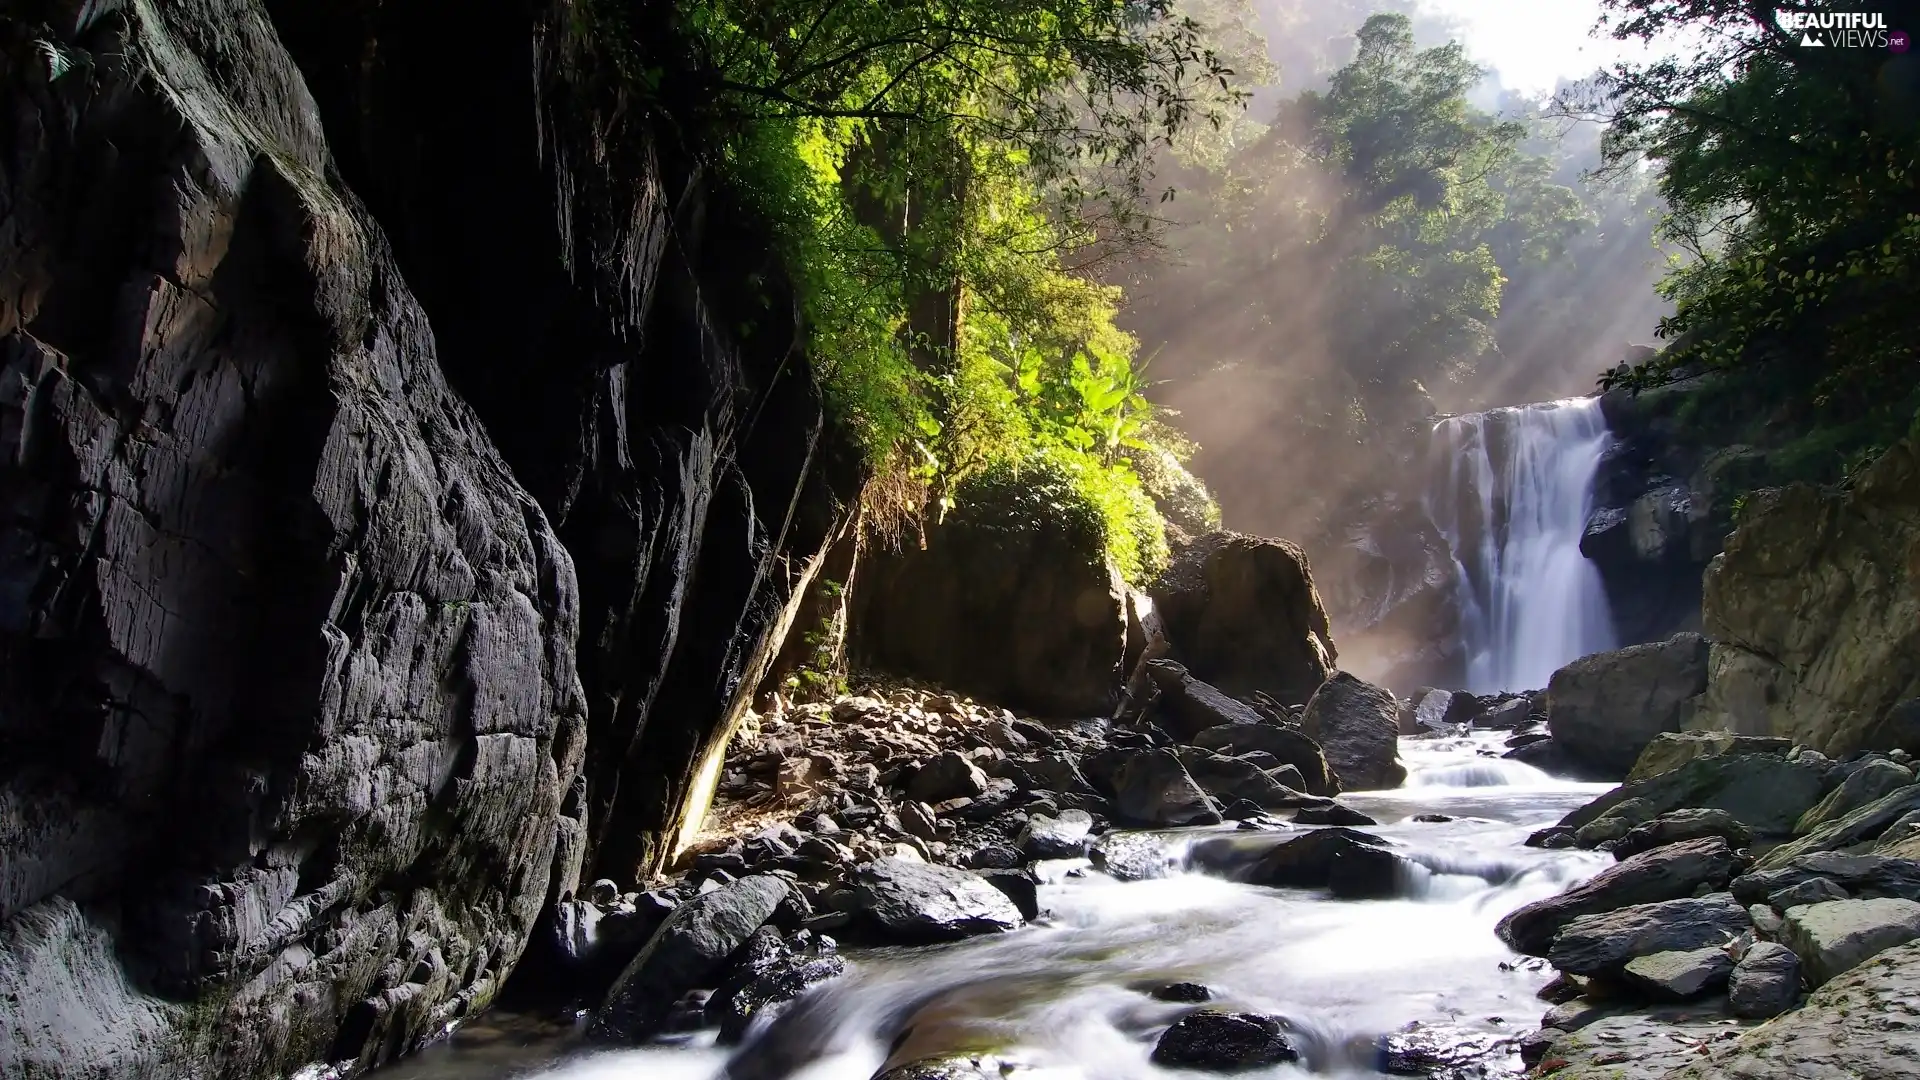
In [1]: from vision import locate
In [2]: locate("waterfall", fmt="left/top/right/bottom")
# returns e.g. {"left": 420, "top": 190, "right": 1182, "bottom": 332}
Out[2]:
{"left": 1426, "top": 397, "right": 1616, "bottom": 693}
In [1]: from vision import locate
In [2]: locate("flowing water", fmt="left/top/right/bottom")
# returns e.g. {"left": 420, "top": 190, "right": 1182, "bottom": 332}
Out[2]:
{"left": 373, "top": 736, "right": 1611, "bottom": 1080}
{"left": 1426, "top": 398, "right": 1617, "bottom": 694}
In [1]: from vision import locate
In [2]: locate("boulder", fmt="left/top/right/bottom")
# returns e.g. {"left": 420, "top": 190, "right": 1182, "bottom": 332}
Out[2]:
{"left": 1372, "top": 1023, "right": 1513, "bottom": 1078}
{"left": 1691, "top": 438, "right": 1920, "bottom": 759}
{"left": 1149, "top": 1011, "right": 1301, "bottom": 1071}
{"left": 1091, "top": 832, "right": 1181, "bottom": 882}
{"left": 1779, "top": 897, "right": 1920, "bottom": 985}
{"left": 1479, "top": 696, "right": 1535, "bottom": 730}
{"left": 1150, "top": 532, "right": 1337, "bottom": 707}
{"left": 907, "top": 752, "right": 990, "bottom": 805}
{"left": 1496, "top": 838, "right": 1747, "bottom": 956}
{"left": 1612, "top": 809, "right": 1753, "bottom": 861}
{"left": 849, "top": 462, "right": 1128, "bottom": 717}
{"left": 1018, "top": 811, "right": 1093, "bottom": 860}
{"left": 1621, "top": 947, "right": 1736, "bottom": 1001}
{"left": 1732, "top": 853, "right": 1920, "bottom": 905}
{"left": 1190, "top": 724, "right": 1337, "bottom": 796}
{"left": 1326, "top": 846, "right": 1410, "bottom": 899}
{"left": 851, "top": 859, "right": 1023, "bottom": 943}
{"left": 593, "top": 876, "right": 792, "bottom": 1039}
{"left": 1399, "top": 688, "right": 1477, "bottom": 735}
{"left": 1145, "top": 661, "right": 1265, "bottom": 740}
{"left": 707, "top": 929, "right": 847, "bottom": 1043}
{"left": 1300, "top": 673, "right": 1407, "bottom": 791}
{"left": 975, "top": 869, "right": 1041, "bottom": 922}
{"left": 1293, "top": 804, "right": 1378, "bottom": 827}
{"left": 1767, "top": 877, "right": 1850, "bottom": 909}
{"left": 1628, "top": 731, "right": 1794, "bottom": 783}
{"left": 1101, "top": 749, "right": 1223, "bottom": 827}
{"left": 1725, "top": 941, "right": 1801, "bottom": 1019}
{"left": 1794, "top": 759, "right": 1915, "bottom": 836}
{"left": 1546, "top": 633, "right": 1710, "bottom": 777}
{"left": 1546, "top": 894, "right": 1750, "bottom": 976}
{"left": 1755, "top": 784, "right": 1920, "bottom": 870}
{"left": 1174, "top": 747, "right": 1313, "bottom": 809}
{"left": 1561, "top": 753, "right": 1832, "bottom": 841}
{"left": 1241, "top": 828, "right": 1391, "bottom": 890}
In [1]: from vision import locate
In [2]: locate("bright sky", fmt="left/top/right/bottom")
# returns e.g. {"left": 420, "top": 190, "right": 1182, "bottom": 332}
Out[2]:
{"left": 1417, "top": 0, "right": 1656, "bottom": 96}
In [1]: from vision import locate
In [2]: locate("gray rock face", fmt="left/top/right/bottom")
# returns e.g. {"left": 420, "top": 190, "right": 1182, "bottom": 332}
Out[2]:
{"left": 593, "top": 876, "right": 791, "bottom": 1040}
{"left": 1546, "top": 633, "right": 1710, "bottom": 777}
{"left": 1103, "top": 749, "right": 1223, "bottom": 827}
{"left": 1627, "top": 731, "right": 1794, "bottom": 782}
{"left": 1726, "top": 941, "right": 1801, "bottom": 1019}
{"left": 1767, "top": 878, "right": 1850, "bottom": 909}
{"left": 1190, "top": 723, "right": 1337, "bottom": 796}
{"left": 1547, "top": 894, "right": 1750, "bottom": 976}
{"left": 852, "top": 859, "right": 1023, "bottom": 943}
{"left": 1613, "top": 808, "right": 1754, "bottom": 861}
{"left": 1150, "top": 532, "right": 1337, "bottom": 707}
{"left": 1300, "top": 673, "right": 1407, "bottom": 791}
{"left": 1780, "top": 897, "right": 1920, "bottom": 985}
{"left": 1562, "top": 753, "right": 1832, "bottom": 840}
{"left": 1795, "top": 759, "right": 1915, "bottom": 836}
{"left": 1621, "top": 947, "right": 1736, "bottom": 1000}
{"left": 1150, "top": 1011, "right": 1300, "bottom": 1071}
{"left": 1732, "top": 853, "right": 1920, "bottom": 905}
{"left": 1498, "top": 838, "right": 1747, "bottom": 956}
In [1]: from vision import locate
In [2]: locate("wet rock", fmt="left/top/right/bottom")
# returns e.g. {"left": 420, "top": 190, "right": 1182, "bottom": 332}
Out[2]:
{"left": 1726, "top": 941, "right": 1800, "bottom": 1019}
{"left": 1150, "top": 1011, "right": 1300, "bottom": 1071}
{"left": 1220, "top": 799, "right": 1269, "bottom": 821}
{"left": 1146, "top": 982, "right": 1213, "bottom": 1002}
{"left": 1561, "top": 753, "right": 1833, "bottom": 841}
{"left": 1621, "top": 948, "right": 1735, "bottom": 1001}
{"left": 1293, "top": 804, "right": 1378, "bottom": 827}
{"left": 1526, "top": 826, "right": 1578, "bottom": 849}
{"left": 1767, "top": 877, "right": 1850, "bottom": 909}
{"left": 1091, "top": 832, "right": 1181, "bottom": 882}
{"left": 1497, "top": 838, "right": 1748, "bottom": 956}
{"left": 1327, "top": 845, "right": 1408, "bottom": 899}
{"left": 1300, "top": 673, "right": 1408, "bottom": 791}
{"left": 1400, "top": 687, "right": 1472, "bottom": 736}
{"left": 1242, "top": 828, "right": 1391, "bottom": 890}
{"left": 974, "top": 869, "right": 1041, "bottom": 922}
{"left": 872, "top": 1056, "right": 1007, "bottom": 1080}
{"left": 1018, "top": 810, "right": 1093, "bottom": 860}
{"left": 966, "top": 845, "right": 1022, "bottom": 871}
{"left": 1190, "top": 723, "right": 1337, "bottom": 796}
{"left": 851, "top": 859, "right": 1022, "bottom": 943}
{"left": 1731, "top": 852, "right": 1920, "bottom": 905}
{"left": 1412, "top": 814, "right": 1456, "bottom": 824}
{"left": 1546, "top": 632, "right": 1710, "bottom": 777}
{"left": 1102, "top": 748, "right": 1223, "bottom": 827}
{"left": 1529, "top": 1003, "right": 1748, "bottom": 1079}
{"left": 1794, "top": 758, "right": 1915, "bottom": 836}
{"left": 707, "top": 928, "right": 848, "bottom": 1042}
{"left": 1779, "top": 897, "right": 1920, "bottom": 985}
{"left": 1547, "top": 894, "right": 1750, "bottom": 976}
{"left": 1480, "top": 696, "right": 1534, "bottom": 730}
{"left": 1611, "top": 808, "right": 1753, "bottom": 861}
{"left": 907, "top": 752, "right": 990, "bottom": 805}
{"left": 1373, "top": 1023, "right": 1515, "bottom": 1078}
{"left": 593, "top": 875, "right": 792, "bottom": 1040}
{"left": 1756, "top": 784, "right": 1920, "bottom": 870}
{"left": 1628, "top": 731, "right": 1795, "bottom": 783}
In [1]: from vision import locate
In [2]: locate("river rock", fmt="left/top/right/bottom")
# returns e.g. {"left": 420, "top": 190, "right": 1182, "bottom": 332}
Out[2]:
{"left": 1149, "top": 1010, "right": 1301, "bottom": 1070}
{"left": 1372, "top": 1023, "right": 1513, "bottom": 1077}
{"left": 1547, "top": 894, "right": 1750, "bottom": 976}
{"left": 1300, "top": 673, "right": 1407, "bottom": 791}
{"left": 1627, "top": 731, "right": 1794, "bottom": 783}
{"left": 1091, "top": 832, "right": 1181, "bottom": 882}
{"left": 1149, "top": 532, "right": 1337, "bottom": 707}
{"left": 1018, "top": 810, "right": 1093, "bottom": 860}
{"left": 1546, "top": 633, "right": 1710, "bottom": 777}
{"left": 1010, "top": 752, "right": 1100, "bottom": 796}
{"left": 1497, "top": 837, "right": 1746, "bottom": 956}
{"left": 1190, "top": 723, "right": 1337, "bottom": 796}
{"left": 708, "top": 930, "right": 847, "bottom": 1043}
{"left": 1755, "top": 784, "right": 1920, "bottom": 870}
{"left": 1145, "top": 661, "right": 1266, "bottom": 740}
{"left": 1612, "top": 808, "right": 1754, "bottom": 861}
{"left": 974, "top": 869, "right": 1041, "bottom": 921}
{"left": 1667, "top": 939, "right": 1920, "bottom": 1079}
{"left": 1561, "top": 752, "right": 1832, "bottom": 840}
{"left": 1528, "top": 1003, "right": 1748, "bottom": 1080}
{"left": 1732, "top": 852, "right": 1920, "bottom": 905}
{"left": 593, "top": 875, "right": 792, "bottom": 1039}
{"left": 1293, "top": 804, "right": 1378, "bottom": 827}
{"left": 907, "top": 752, "right": 990, "bottom": 804}
{"left": 1794, "top": 758, "right": 1915, "bottom": 835}
{"left": 1621, "top": 947, "right": 1736, "bottom": 1001}
{"left": 1726, "top": 941, "right": 1801, "bottom": 1019}
{"left": 1767, "top": 878, "right": 1850, "bottom": 909}
{"left": 1780, "top": 897, "right": 1920, "bottom": 985}
{"left": 1242, "top": 828, "right": 1391, "bottom": 889}
{"left": 1102, "top": 748, "right": 1223, "bottom": 827}
{"left": 1399, "top": 688, "right": 1477, "bottom": 735}
{"left": 851, "top": 859, "right": 1023, "bottom": 943}
{"left": 1174, "top": 747, "right": 1311, "bottom": 809}
{"left": 1327, "top": 845, "right": 1410, "bottom": 899}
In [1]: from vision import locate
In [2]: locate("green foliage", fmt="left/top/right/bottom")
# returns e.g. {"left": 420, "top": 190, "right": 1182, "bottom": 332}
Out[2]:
{"left": 948, "top": 451, "right": 1170, "bottom": 583}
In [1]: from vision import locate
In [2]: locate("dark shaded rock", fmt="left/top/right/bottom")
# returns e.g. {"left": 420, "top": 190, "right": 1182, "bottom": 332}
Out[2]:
{"left": 1560, "top": 753, "right": 1833, "bottom": 840}
{"left": 593, "top": 876, "right": 791, "bottom": 1039}
{"left": 1090, "top": 832, "right": 1180, "bottom": 882}
{"left": 1146, "top": 661, "right": 1264, "bottom": 740}
{"left": 1220, "top": 799, "right": 1269, "bottom": 821}
{"left": 974, "top": 869, "right": 1041, "bottom": 922}
{"left": 1242, "top": 829, "right": 1391, "bottom": 889}
{"left": 851, "top": 859, "right": 1022, "bottom": 943}
{"left": 1768, "top": 878, "right": 1851, "bottom": 909}
{"left": 1412, "top": 813, "right": 1456, "bottom": 823}
{"left": 1018, "top": 810, "right": 1093, "bottom": 860}
{"left": 1146, "top": 982, "right": 1213, "bottom": 1002}
{"left": 1175, "top": 747, "right": 1309, "bottom": 810}
{"left": 1300, "top": 673, "right": 1407, "bottom": 791}
{"left": 1190, "top": 723, "right": 1337, "bottom": 796}
{"left": 1150, "top": 532, "right": 1337, "bottom": 707}
{"left": 1547, "top": 894, "right": 1749, "bottom": 977}
{"left": 1501, "top": 737, "right": 1609, "bottom": 780}
{"left": 907, "top": 752, "right": 990, "bottom": 804}
{"left": 1496, "top": 838, "right": 1746, "bottom": 956}
{"left": 1757, "top": 784, "right": 1920, "bottom": 870}
{"left": 1612, "top": 809, "right": 1754, "bottom": 861}
{"left": 1731, "top": 853, "right": 1920, "bottom": 905}
{"left": 1150, "top": 1011, "right": 1300, "bottom": 1071}
{"left": 966, "top": 845, "right": 1023, "bottom": 871}
{"left": 713, "top": 951, "right": 846, "bottom": 1043}
{"left": 1526, "top": 826, "right": 1578, "bottom": 850}
{"left": 1621, "top": 948, "right": 1736, "bottom": 1001}
{"left": 1327, "top": 846, "right": 1408, "bottom": 899}
{"left": 1725, "top": 941, "right": 1801, "bottom": 1019}
{"left": 1099, "top": 749, "right": 1222, "bottom": 827}
{"left": 1546, "top": 633, "right": 1710, "bottom": 777}
{"left": 1780, "top": 897, "right": 1920, "bottom": 985}
{"left": 1294, "top": 804, "right": 1378, "bottom": 827}
{"left": 1373, "top": 1023, "right": 1515, "bottom": 1078}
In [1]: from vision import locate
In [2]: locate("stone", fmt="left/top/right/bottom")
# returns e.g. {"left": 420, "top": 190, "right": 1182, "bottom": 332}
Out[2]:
{"left": 1612, "top": 809, "right": 1754, "bottom": 861}
{"left": 1561, "top": 753, "right": 1833, "bottom": 841}
{"left": 906, "top": 752, "right": 990, "bottom": 805}
{"left": 1546, "top": 633, "right": 1711, "bottom": 777}
{"left": 1767, "top": 878, "right": 1851, "bottom": 909}
{"left": 1749, "top": 904, "right": 1783, "bottom": 936}
{"left": 1779, "top": 897, "right": 1920, "bottom": 985}
{"left": 1326, "top": 846, "right": 1410, "bottom": 899}
{"left": 1090, "top": 832, "right": 1181, "bottom": 882}
{"left": 1690, "top": 439, "right": 1920, "bottom": 760}
{"left": 1173, "top": 747, "right": 1301, "bottom": 810}
{"left": 851, "top": 859, "right": 1023, "bottom": 943}
{"left": 1101, "top": 748, "right": 1223, "bottom": 827}
{"left": 974, "top": 869, "right": 1041, "bottom": 922}
{"left": 1528, "top": 1004, "right": 1749, "bottom": 1079}
{"left": 1480, "top": 696, "right": 1534, "bottom": 730}
{"left": 1725, "top": 941, "right": 1800, "bottom": 1019}
{"left": 1371, "top": 1023, "right": 1513, "bottom": 1077}
{"left": 1626, "top": 731, "right": 1796, "bottom": 783}
{"left": 707, "top": 932, "right": 848, "bottom": 1043}
{"left": 1146, "top": 982, "right": 1213, "bottom": 1002}
{"left": 1145, "top": 661, "right": 1266, "bottom": 740}
{"left": 1666, "top": 939, "right": 1920, "bottom": 1079}
{"left": 1293, "top": 804, "right": 1378, "bottom": 827}
{"left": 1755, "top": 785, "right": 1920, "bottom": 870}
{"left": 1300, "top": 672, "right": 1408, "bottom": 791}
{"left": 1018, "top": 810, "right": 1093, "bottom": 860}
{"left": 1190, "top": 723, "right": 1337, "bottom": 796}
{"left": 900, "top": 801, "right": 941, "bottom": 842}
{"left": 1149, "top": 1011, "right": 1300, "bottom": 1071}
{"left": 1732, "top": 853, "right": 1920, "bottom": 905}
{"left": 1149, "top": 532, "right": 1337, "bottom": 707}
{"left": 1794, "top": 758, "right": 1915, "bottom": 835}
{"left": 1621, "top": 948, "right": 1735, "bottom": 1001}
{"left": 1547, "top": 894, "right": 1750, "bottom": 976}
{"left": 1241, "top": 828, "right": 1391, "bottom": 890}
{"left": 1497, "top": 837, "right": 1747, "bottom": 956}
{"left": 1527, "top": 826, "right": 1578, "bottom": 849}
{"left": 966, "top": 845, "right": 1023, "bottom": 871}
{"left": 593, "top": 876, "right": 792, "bottom": 1040}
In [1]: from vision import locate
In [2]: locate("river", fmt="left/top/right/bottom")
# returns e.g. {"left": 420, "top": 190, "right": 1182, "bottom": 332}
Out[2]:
{"left": 373, "top": 735, "right": 1612, "bottom": 1080}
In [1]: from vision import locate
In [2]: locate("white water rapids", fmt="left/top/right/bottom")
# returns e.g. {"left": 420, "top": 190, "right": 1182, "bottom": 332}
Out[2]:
{"left": 1425, "top": 398, "right": 1617, "bottom": 694}
{"left": 374, "top": 736, "right": 1612, "bottom": 1080}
